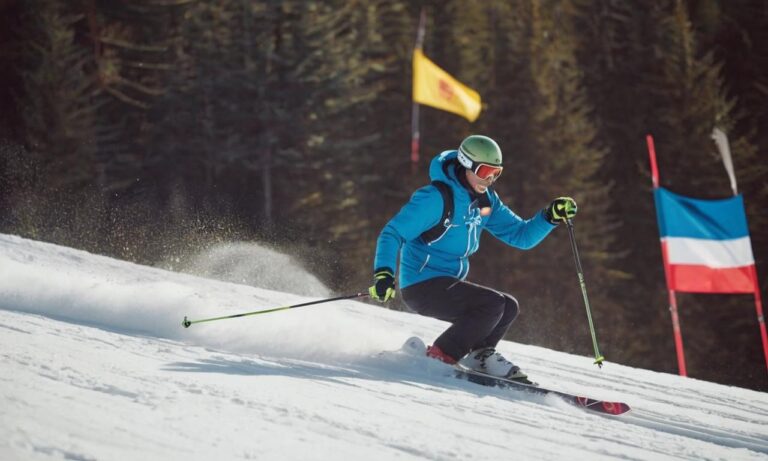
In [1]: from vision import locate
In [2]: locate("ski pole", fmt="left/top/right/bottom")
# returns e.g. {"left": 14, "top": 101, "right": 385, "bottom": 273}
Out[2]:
{"left": 564, "top": 218, "right": 605, "bottom": 368}
{"left": 182, "top": 292, "right": 368, "bottom": 328}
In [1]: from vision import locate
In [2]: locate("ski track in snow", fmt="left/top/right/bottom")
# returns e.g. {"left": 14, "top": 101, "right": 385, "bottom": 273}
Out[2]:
{"left": 1, "top": 233, "right": 767, "bottom": 461}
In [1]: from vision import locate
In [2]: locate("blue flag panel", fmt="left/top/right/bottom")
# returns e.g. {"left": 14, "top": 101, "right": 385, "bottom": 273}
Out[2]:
{"left": 654, "top": 188, "right": 750, "bottom": 240}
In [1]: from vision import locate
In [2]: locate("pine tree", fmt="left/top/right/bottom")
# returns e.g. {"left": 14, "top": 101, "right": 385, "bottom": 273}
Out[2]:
{"left": 82, "top": 0, "right": 193, "bottom": 260}
{"left": 14, "top": 0, "right": 109, "bottom": 250}
{"left": 20, "top": 0, "right": 99, "bottom": 193}
{"left": 280, "top": 0, "right": 416, "bottom": 291}
{"left": 689, "top": 0, "right": 768, "bottom": 335}
{"left": 649, "top": 0, "right": 766, "bottom": 388}
{"left": 572, "top": 0, "right": 675, "bottom": 370}
{"left": 496, "top": 0, "right": 614, "bottom": 355}
{"left": 575, "top": 0, "right": 767, "bottom": 389}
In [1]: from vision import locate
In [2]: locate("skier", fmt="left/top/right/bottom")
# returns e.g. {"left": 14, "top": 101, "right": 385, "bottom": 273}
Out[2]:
{"left": 368, "top": 135, "right": 577, "bottom": 380}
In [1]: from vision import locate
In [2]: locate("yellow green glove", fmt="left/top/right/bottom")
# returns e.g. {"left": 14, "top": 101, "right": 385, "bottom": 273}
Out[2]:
{"left": 545, "top": 197, "right": 578, "bottom": 223}
{"left": 369, "top": 269, "right": 396, "bottom": 302}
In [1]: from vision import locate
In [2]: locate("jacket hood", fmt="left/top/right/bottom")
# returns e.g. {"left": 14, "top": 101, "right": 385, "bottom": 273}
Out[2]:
{"left": 429, "top": 150, "right": 460, "bottom": 184}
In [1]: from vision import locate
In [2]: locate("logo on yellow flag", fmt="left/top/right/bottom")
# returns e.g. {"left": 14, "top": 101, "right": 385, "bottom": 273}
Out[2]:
{"left": 412, "top": 49, "right": 482, "bottom": 122}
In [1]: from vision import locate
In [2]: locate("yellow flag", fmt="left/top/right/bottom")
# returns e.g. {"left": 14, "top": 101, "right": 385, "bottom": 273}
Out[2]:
{"left": 412, "top": 49, "right": 481, "bottom": 122}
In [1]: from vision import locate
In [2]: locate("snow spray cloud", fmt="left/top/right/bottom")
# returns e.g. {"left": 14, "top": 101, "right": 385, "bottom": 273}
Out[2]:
{"left": 0, "top": 234, "right": 400, "bottom": 363}
{"left": 169, "top": 242, "right": 331, "bottom": 298}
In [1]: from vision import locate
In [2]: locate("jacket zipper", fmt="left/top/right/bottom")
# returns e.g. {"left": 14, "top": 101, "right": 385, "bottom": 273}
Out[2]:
{"left": 427, "top": 219, "right": 453, "bottom": 246}
{"left": 419, "top": 254, "right": 431, "bottom": 273}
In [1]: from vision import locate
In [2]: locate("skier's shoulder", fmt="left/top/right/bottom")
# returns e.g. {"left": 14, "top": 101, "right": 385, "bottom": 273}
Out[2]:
{"left": 406, "top": 183, "right": 449, "bottom": 219}
{"left": 486, "top": 187, "right": 502, "bottom": 208}
{"left": 410, "top": 182, "right": 443, "bottom": 200}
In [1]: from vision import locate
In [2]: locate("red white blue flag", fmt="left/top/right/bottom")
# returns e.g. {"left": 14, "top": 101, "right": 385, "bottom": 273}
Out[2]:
{"left": 654, "top": 187, "right": 756, "bottom": 293}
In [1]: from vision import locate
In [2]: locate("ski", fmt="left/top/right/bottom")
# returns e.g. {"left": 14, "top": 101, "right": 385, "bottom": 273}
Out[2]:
{"left": 456, "top": 367, "right": 631, "bottom": 416}
{"left": 396, "top": 337, "right": 630, "bottom": 416}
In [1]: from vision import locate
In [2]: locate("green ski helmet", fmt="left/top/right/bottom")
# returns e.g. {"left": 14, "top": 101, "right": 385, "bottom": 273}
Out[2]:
{"left": 457, "top": 135, "right": 503, "bottom": 179}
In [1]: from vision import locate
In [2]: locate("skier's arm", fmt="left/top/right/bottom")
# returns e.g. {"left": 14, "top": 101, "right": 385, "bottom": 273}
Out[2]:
{"left": 373, "top": 186, "right": 443, "bottom": 275}
{"left": 484, "top": 192, "right": 557, "bottom": 250}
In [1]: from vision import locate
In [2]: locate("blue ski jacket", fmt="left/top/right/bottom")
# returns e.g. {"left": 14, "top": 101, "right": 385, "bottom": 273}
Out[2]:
{"left": 373, "top": 150, "right": 557, "bottom": 289}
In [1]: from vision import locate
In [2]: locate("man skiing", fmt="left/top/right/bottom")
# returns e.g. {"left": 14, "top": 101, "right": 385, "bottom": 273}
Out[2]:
{"left": 369, "top": 135, "right": 577, "bottom": 381}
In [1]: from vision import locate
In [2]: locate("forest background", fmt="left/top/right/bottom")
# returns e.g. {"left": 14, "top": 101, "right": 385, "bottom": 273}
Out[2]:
{"left": 1, "top": 0, "right": 766, "bottom": 391}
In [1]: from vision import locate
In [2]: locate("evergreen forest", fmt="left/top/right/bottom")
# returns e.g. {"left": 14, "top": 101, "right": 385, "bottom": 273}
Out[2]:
{"left": 1, "top": 0, "right": 767, "bottom": 391}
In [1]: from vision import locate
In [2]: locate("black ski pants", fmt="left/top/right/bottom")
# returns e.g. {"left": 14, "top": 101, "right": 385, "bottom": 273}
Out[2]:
{"left": 401, "top": 277, "right": 519, "bottom": 361}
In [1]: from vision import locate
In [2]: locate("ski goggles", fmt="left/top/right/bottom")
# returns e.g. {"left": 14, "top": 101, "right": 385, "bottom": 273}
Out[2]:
{"left": 471, "top": 163, "right": 503, "bottom": 180}
{"left": 458, "top": 149, "right": 504, "bottom": 181}
{"left": 457, "top": 149, "right": 503, "bottom": 180}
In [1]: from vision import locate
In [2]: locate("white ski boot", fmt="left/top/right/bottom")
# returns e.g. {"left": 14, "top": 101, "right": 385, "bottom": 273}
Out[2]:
{"left": 458, "top": 347, "right": 528, "bottom": 380}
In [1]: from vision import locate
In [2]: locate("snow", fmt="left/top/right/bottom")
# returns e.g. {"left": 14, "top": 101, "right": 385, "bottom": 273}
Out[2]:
{"left": 1, "top": 233, "right": 766, "bottom": 460}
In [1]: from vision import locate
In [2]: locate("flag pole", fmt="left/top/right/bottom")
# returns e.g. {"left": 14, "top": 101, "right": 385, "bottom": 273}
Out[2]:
{"left": 711, "top": 129, "right": 768, "bottom": 375}
{"left": 749, "top": 265, "right": 768, "bottom": 373}
{"left": 647, "top": 134, "right": 688, "bottom": 376}
{"left": 411, "top": 8, "right": 427, "bottom": 173}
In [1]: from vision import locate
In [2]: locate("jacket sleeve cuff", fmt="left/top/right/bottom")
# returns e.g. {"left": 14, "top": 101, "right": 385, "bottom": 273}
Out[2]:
{"left": 540, "top": 208, "right": 559, "bottom": 226}
{"left": 374, "top": 267, "right": 395, "bottom": 277}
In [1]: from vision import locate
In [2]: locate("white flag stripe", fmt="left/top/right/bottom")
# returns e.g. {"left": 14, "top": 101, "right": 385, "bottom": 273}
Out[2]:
{"left": 664, "top": 236, "right": 755, "bottom": 268}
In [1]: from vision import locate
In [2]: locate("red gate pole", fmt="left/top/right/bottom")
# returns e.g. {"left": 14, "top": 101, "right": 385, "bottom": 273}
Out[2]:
{"left": 410, "top": 8, "right": 427, "bottom": 173}
{"left": 647, "top": 134, "right": 688, "bottom": 376}
{"left": 749, "top": 265, "right": 768, "bottom": 373}
{"left": 667, "top": 288, "right": 687, "bottom": 376}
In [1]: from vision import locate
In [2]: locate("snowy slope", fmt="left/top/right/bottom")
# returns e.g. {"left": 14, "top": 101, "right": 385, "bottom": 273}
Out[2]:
{"left": 1, "top": 234, "right": 767, "bottom": 461}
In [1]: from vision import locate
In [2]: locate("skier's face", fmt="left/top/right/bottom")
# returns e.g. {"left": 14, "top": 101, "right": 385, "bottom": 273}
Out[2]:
{"left": 465, "top": 168, "right": 497, "bottom": 194}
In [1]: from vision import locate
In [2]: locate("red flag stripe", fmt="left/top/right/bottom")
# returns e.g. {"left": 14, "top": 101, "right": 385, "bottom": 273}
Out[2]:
{"left": 666, "top": 264, "right": 756, "bottom": 293}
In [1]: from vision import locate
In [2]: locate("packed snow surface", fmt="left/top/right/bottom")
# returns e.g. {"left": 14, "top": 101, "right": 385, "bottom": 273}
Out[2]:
{"left": 1, "top": 233, "right": 766, "bottom": 460}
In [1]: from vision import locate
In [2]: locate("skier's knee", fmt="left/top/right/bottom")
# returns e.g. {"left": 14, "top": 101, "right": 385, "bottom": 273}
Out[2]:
{"left": 505, "top": 296, "right": 520, "bottom": 321}
{"left": 477, "top": 292, "right": 507, "bottom": 322}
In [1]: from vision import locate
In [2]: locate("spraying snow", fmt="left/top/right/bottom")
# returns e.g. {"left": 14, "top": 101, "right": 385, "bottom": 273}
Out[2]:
{"left": 169, "top": 241, "right": 332, "bottom": 298}
{"left": 0, "top": 234, "right": 397, "bottom": 362}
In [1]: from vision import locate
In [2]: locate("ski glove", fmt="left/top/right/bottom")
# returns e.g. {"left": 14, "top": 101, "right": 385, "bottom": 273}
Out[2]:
{"left": 544, "top": 197, "right": 578, "bottom": 224}
{"left": 369, "top": 268, "right": 396, "bottom": 302}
